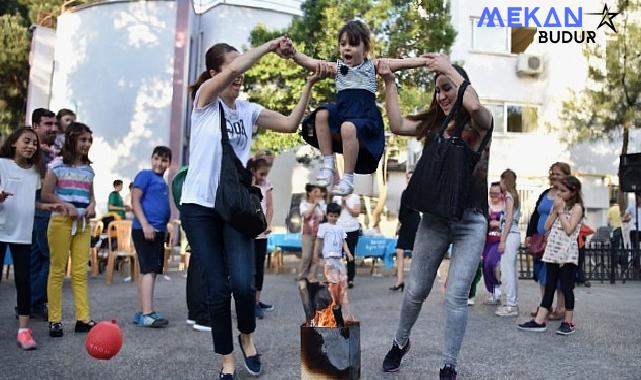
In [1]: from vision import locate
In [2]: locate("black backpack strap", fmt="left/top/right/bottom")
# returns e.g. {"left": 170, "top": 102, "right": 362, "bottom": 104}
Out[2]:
{"left": 219, "top": 101, "right": 228, "bottom": 143}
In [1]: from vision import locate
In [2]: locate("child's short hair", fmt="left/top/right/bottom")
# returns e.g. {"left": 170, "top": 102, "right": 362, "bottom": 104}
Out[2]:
{"left": 113, "top": 179, "right": 123, "bottom": 187}
{"left": 338, "top": 20, "right": 371, "bottom": 52}
{"left": 305, "top": 183, "right": 317, "bottom": 194}
{"left": 152, "top": 146, "right": 172, "bottom": 161}
{"left": 327, "top": 202, "right": 342, "bottom": 215}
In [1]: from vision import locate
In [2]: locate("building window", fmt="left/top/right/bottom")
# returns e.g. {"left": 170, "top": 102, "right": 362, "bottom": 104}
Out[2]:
{"left": 485, "top": 103, "right": 505, "bottom": 133}
{"left": 471, "top": 17, "right": 509, "bottom": 53}
{"left": 506, "top": 104, "right": 538, "bottom": 133}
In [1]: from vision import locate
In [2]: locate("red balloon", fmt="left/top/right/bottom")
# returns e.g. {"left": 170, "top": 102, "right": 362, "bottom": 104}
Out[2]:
{"left": 85, "top": 320, "right": 123, "bottom": 360}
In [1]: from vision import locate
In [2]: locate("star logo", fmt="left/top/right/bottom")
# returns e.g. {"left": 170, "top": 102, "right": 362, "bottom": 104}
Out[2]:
{"left": 586, "top": 4, "right": 620, "bottom": 33}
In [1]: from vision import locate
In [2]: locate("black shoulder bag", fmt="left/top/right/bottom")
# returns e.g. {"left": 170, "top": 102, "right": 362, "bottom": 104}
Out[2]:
{"left": 404, "top": 80, "right": 492, "bottom": 220}
{"left": 214, "top": 102, "right": 267, "bottom": 238}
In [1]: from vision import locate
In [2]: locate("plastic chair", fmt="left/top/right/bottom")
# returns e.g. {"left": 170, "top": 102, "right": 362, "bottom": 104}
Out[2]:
{"left": 163, "top": 221, "right": 177, "bottom": 277}
{"left": 89, "top": 220, "right": 104, "bottom": 278}
{"left": 105, "top": 220, "right": 138, "bottom": 284}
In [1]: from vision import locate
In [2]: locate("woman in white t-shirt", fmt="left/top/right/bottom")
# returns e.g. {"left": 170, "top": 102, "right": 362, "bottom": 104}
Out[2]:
{"left": 332, "top": 193, "right": 361, "bottom": 288}
{"left": 179, "top": 38, "right": 329, "bottom": 379}
{"left": 0, "top": 128, "right": 62, "bottom": 350}
{"left": 622, "top": 192, "right": 641, "bottom": 251}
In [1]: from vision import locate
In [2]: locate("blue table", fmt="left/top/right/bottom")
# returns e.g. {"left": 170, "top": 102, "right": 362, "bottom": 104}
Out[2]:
{"left": 354, "top": 235, "right": 398, "bottom": 274}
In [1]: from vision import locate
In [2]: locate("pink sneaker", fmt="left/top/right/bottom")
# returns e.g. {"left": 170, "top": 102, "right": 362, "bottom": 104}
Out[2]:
{"left": 17, "top": 328, "right": 37, "bottom": 350}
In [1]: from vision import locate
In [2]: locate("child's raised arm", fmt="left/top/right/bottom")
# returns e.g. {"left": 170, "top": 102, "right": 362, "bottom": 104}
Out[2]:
{"left": 374, "top": 57, "right": 428, "bottom": 72}
{"left": 291, "top": 48, "right": 337, "bottom": 75}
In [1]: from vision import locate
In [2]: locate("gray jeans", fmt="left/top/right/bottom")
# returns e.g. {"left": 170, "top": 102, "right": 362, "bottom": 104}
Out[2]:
{"left": 394, "top": 208, "right": 487, "bottom": 368}
{"left": 500, "top": 232, "right": 521, "bottom": 306}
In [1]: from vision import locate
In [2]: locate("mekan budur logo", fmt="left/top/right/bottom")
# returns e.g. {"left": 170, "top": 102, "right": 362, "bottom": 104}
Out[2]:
{"left": 477, "top": 4, "right": 620, "bottom": 44}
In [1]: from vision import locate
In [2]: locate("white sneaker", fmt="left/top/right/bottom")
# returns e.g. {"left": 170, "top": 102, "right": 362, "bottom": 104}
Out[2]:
{"left": 467, "top": 298, "right": 475, "bottom": 306}
{"left": 330, "top": 178, "right": 353, "bottom": 196}
{"left": 193, "top": 323, "right": 211, "bottom": 332}
{"left": 483, "top": 296, "right": 501, "bottom": 305}
{"left": 495, "top": 305, "right": 519, "bottom": 317}
{"left": 315, "top": 166, "right": 334, "bottom": 187}
{"left": 186, "top": 319, "right": 196, "bottom": 325}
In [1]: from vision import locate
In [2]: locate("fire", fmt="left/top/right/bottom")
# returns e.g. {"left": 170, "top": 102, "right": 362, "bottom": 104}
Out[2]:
{"left": 313, "top": 301, "right": 337, "bottom": 327}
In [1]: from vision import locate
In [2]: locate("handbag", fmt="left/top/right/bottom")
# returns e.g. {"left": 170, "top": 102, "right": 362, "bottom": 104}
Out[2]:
{"left": 214, "top": 103, "right": 267, "bottom": 238}
{"left": 528, "top": 233, "right": 547, "bottom": 257}
{"left": 404, "top": 81, "right": 492, "bottom": 220}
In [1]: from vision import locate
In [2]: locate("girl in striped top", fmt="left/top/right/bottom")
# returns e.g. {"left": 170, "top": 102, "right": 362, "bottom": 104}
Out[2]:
{"left": 287, "top": 20, "right": 428, "bottom": 195}
{"left": 42, "top": 122, "right": 97, "bottom": 338}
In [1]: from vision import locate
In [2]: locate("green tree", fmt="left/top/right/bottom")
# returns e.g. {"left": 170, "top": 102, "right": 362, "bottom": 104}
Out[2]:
{"left": 0, "top": 13, "right": 30, "bottom": 135}
{"left": 560, "top": 0, "right": 641, "bottom": 209}
{"left": 244, "top": 0, "right": 456, "bottom": 228}
{"left": 245, "top": 0, "right": 456, "bottom": 152}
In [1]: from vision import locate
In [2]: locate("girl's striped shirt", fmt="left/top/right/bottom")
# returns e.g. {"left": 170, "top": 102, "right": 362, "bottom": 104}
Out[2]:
{"left": 49, "top": 157, "right": 94, "bottom": 209}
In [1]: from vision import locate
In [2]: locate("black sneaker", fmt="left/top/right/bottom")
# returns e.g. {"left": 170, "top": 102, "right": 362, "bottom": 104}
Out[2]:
{"left": 218, "top": 369, "right": 234, "bottom": 380}
{"left": 237, "top": 335, "right": 261, "bottom": 376}
{"left": 517, "top": 319, "right": 547, "bottom": 332}
{"left": 74, "top": 320, "right": 97, "bottom": 333}
{"left": 382, "top": 339, "right": 410, "bottom": 372}
{"left": 556, "top": 322, "right": 576, "bottom": 336}
{"left": 49, "top": 322, "right": 64, "bottom": 337}
{"left": 440, "top": 365, "right": 458, "bottom": 380}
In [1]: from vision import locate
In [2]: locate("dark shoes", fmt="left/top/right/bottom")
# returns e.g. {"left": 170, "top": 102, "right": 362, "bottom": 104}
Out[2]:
{"left": 517, "top": 319, "right": 547, "bottom": 332}
{"left": 439, "top": 365, "right": 458, "bottom": 379}
{"left": 218, "top": 369, "right": 234, "bottom": 380}
{"left": 556, "top": 321, "right": 576, "bottom": 335}
{"left": 389, "top": 282, "right": 405, "bottom": 292}
{"left": 382, "top": 339, "right": 410, "bottom": 372}
{"left": 237, "top": 335, "right": 261, "bottom": 376}
{"left": 348, "top": 281, "right": 354, "bottom": 289}
{"left": 49, "top": 322, "right": 63, "bottom": 337}
{"left": 74, "top": 320, "right": 97, "bottom": 333}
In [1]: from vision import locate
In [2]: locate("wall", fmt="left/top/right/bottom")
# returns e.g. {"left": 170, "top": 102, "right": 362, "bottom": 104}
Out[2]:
{"left": 25, "top": 26, "right": 57, "bottom": 126}
{"left": 50, "top": 1, "right": 179, "bottom": 213}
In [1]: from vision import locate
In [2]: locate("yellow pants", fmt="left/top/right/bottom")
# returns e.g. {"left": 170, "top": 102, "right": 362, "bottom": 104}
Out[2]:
{"left": 47, "top": 216, "right": 92, "bottom": 322}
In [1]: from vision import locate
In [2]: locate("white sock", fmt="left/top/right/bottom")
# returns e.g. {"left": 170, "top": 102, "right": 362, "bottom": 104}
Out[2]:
{"left": 18, "top": 328, "right": 29, "bottom": 333}
{"left": 323, "top": 155, "right": 334, "bottom": 169}
{"left": 343, "top": 173, "right": 354, "bottom": 185}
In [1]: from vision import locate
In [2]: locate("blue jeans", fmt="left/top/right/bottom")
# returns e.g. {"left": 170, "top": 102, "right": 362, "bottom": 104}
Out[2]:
{"left": 181, "top": 203, "right": 256, "bottom": 355}
{"left": 30, "top": 216, "right": 50, "bottom": 312}
{"left": 395, "top": 209, "right": 487, "bottom": 368}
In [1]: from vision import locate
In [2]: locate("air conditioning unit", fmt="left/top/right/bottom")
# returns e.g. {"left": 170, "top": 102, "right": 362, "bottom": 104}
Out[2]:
{"left": 516, "top": 54, "right": 544, "bottom": 75}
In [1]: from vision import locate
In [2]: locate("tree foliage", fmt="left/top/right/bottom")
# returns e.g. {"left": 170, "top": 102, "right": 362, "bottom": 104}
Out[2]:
{"left": 244, "top": 0, "right": 456, "bottom": 152}
{"left": 561, "top": 0, "right": 641, "bottom": 152}
{"left": 0, "top": 0, "right": 85, "bottom": 136}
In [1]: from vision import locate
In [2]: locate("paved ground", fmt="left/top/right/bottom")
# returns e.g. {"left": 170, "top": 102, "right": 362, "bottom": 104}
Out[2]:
{"left": 1, "top": 259, "right": 640, "bottom": 380}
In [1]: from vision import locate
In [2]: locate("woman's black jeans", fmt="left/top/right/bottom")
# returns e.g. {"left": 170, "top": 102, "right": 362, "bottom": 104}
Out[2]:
{"left": 181, "top": 203, "right": 256, "bottom": 355}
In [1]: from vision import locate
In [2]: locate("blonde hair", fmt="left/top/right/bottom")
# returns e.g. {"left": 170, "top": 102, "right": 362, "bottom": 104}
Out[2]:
{"left": 501, "top": 169, "right": 520, "bottom": 210}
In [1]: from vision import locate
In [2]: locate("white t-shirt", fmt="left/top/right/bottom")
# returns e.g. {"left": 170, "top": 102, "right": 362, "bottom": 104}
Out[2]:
{"left": 332, "top": 194, "right": 361, "bottom": 232}
{"left": 626, "top": 204, "right": 641, "bottom": 231}
{"left": 0, "top": 159, "right": 41, "bottom": 244}
{"left": 181, "top": 86, "right": 263, "bottom": 208}
{"left": 316, "top": 222, "right": 347, "bottom": 259}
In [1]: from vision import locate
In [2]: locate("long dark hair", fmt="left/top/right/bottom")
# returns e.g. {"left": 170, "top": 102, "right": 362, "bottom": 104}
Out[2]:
{"left": 61, "top": 122, "right": 93, "bottom": 165}
{"left": 56, "top": 108, "right": 76, "bottom": 133}
{"left": 408, "top": 64, "right": 471, "bottom": 140}
{"left": 560, "top": 176, "right": 584, "bottom": 214}
{"left": 0, "top": 127, "right": 43, "bottom": 176}
{"left": 189, "top": 43, "right": 239, "bottom": 100}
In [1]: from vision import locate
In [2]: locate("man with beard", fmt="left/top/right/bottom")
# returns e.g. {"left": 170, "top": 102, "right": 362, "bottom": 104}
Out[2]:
{"left": 28, "top": 108, "right": 58, "bottom": 319}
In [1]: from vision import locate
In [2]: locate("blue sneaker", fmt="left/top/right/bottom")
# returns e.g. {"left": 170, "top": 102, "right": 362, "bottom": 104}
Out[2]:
{"left": 139, "top": 312, "right": 169, "bottom": 328}
{"left": 255, "top": 304, "right": 264, "bottom": 320}
{"left": 258, "top": 301, "right": 274, "bottom": 311}
{"left": 132, "top": 311, "right": 142, "bottom": 325}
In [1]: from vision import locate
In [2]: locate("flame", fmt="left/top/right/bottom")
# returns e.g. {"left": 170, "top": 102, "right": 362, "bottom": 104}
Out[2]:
{"left": 313, "top": 300, "right": 337, "bottom": 327}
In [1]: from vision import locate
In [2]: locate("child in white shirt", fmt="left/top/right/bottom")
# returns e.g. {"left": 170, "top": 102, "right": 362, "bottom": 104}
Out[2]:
{"left": 315, "top": 202, "right": 354, "bottom": 309}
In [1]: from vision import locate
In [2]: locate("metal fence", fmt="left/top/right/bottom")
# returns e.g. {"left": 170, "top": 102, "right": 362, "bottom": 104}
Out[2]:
{"left": 518, "top": 243, "right": 641, "bottom": 283}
